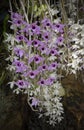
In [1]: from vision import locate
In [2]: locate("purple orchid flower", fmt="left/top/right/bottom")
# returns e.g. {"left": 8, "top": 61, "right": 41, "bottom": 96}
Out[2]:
{"left": 48, "top": 62, "right": 58, "bottom": 71}
{"left": 45, "top": 77, "right": 55, "bottom": 86}
{"left": 11, "top": 12, "right": 23, "bottom": 20}
{"left": 10, "top": 12, "right": 24, "bottom": 27}
{"left": 15, "top": 80, "right": 29, "bottom": 88}
{"left": 32, "top": 39, "right": 41, "bottom": 47}
{"left": 29, "top": 70, "right": 38, "bottom": 79}
{"left": 41, "top": 64, "right": 48, "bottom": 71}
{"left": 31, "top": 23, "right": 40, "bottom": 34}
{"left": 50, "top": 48, "right": 59, "bottom": 56}
{"left": 14, "top": 47, "right": 24, "bottom": 58}
{"left": 53, "top": 23, "right": 64, "bottom": 33}
{"left": 24, "top": 38, "right": 32, "bottom": 46}
{"left": 41, "top": 18, "right": 52, "bottom": 28}
{"left": 16, "top": 35, "right": 24, "bottom": 42}
{"left": 34, "top": 55, "right": 44, "bottom": 64}
{"left": 38, "top": 78, "right": 46, "bottom": 86}
{"left": 38, "top": 45, "right": 49, "bottom": 55}
{"left": 38, "top": 64, "right": 48, "bottom": 72}
{"left": 13, "top": 19, "right": 24, "bottom": 27}
{"left": 56, "top": 36, "right": 64, "bottom": 45}
{"left": 31, "top": 97, "right": 39, "bottom": 107}
{"left": 42, "top": 32, "right": 50, "bottom": 41}
{"left": 13, "top": 60, "right": 27, "bottom": 73}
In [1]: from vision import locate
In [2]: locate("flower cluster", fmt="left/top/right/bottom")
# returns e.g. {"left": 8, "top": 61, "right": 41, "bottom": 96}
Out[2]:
{"left": 6, "top": 8, "right": 84, "bottom": 125}
{"left": 59, "top": 21, "right": 84, "bottom": 74}
{"left": 6, "top": 11, "right": 65, "bottom": 125}
{"left": 68, "top": 23, "right": 84, "bottom": 74}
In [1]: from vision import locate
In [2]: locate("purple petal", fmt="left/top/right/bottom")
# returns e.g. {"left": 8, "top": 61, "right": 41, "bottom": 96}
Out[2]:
{"left": 31, "top": 97, "right": 39, "bottom": 107}
{"left": 15, "top": 80, "right": 29, "bottom": 88}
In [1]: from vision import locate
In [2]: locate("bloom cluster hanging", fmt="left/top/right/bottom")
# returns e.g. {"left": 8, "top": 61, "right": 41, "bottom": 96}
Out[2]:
{"left": 5, "top": 3, "right": 84, "bottom": 125}
{"left": 6, "top": 11, "right": 65, "bottom": 125}
{"left": 59, "top": 21, "right": 84, "bottom": 74}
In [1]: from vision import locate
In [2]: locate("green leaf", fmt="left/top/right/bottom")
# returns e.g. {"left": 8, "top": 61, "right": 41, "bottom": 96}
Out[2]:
{"left": 34, "top": 4, "right": 37, "bottom": 12}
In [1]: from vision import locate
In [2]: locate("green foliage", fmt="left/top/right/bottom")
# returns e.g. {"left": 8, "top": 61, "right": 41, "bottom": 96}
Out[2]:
{"left": 34, "top": 4, "right": 47, "bottom": 17}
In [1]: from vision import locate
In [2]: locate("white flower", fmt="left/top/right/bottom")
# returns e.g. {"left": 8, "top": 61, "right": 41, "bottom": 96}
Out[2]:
{"left": 50, "top": 73, "right": 57, "bottom": 79}
{"left": 71, "top": 24, "right": 81, "bottom": 30}
{"left": 72, "top": 53, "right": 78, "bottom": 58}
{"left": 8, "top": 81, "right": 15, "bottom": 89}
{"left": 50, "top": 9, "right": 59, "bottom": 15}
{"left": 5, "top": 33, "right": 18, "bottom": 45}
{"left": 80, "top": 38, "right": 84, "bottom": 46}
{"left": 48, "top": 55, "right": 57, "bottom": 61}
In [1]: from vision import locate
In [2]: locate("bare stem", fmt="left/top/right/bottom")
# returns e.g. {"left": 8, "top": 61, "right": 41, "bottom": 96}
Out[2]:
{"left": 30, "top": 0, "right": 34, "bottom": 23}
{"left": 38, "top": 0, "right": 42, "bottom": 5}
{"left": 44, "top": 0, "right": 52, "bottom": 20}
{"left": 19, "top": 0, "right": 29, "bottom": 23}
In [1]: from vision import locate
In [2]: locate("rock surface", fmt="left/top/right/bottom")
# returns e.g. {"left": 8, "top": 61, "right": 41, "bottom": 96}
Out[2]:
{"left": 0, "top": 73, "right": 84, "bottom": 130}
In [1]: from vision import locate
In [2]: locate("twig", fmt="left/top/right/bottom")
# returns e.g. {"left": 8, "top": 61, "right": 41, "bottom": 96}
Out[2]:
{"left": 44, "top": 0, "right": 52, "bottom": 20}
{"left": 19, "top": 0, "right": 29, "bottom": 23}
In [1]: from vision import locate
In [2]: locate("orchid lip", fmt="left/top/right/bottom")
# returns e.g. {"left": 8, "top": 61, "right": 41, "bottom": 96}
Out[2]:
{"left": 42, "top": 66, "right": 46, "bottom": 69}
{"left": 46, "top": 23, "right": 50, "bottom": 26}
{"left": 45, "top": 35, "right": 48, "bottom": 39}
{"left": 30, "top": 72, "right": 34, "bottom": 76}
{"left": 41, "top": 81, "right": 44, "bottom": 84}
{"left": 32, "top": 25, "right": 36, "bottom": 29}
{"left": 19, "top": 81, "right": 24, "bottom": 86}
{"left": 34, "top": 57, "right": 39, "bottom": 61}
{"left": 17, "top": 20, "right": 22, "bottom": 24}
{"left": 17, "top": 63, "right": 21, "bottom": 66}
